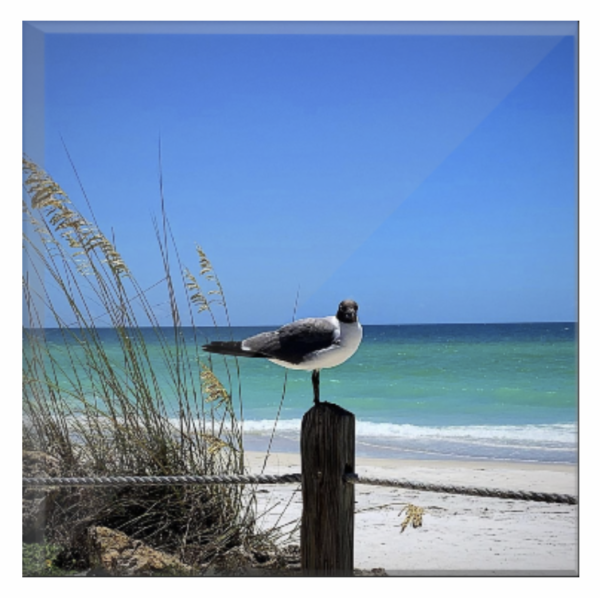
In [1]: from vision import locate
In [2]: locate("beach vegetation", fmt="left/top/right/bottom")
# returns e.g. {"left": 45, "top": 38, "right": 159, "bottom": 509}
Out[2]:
{"left": 21, "top": 156, "right": 280, "bottom": 574}
{"left": 399, "top": 504, "right": 425, "bottom": 533}
{"left": 22, "top": 542, "right": 75, "bottom": 577}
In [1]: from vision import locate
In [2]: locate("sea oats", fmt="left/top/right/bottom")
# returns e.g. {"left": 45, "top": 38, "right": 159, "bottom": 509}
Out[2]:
{"left": 399, "top": 504, "right": 425, "bottom": 533}
{"left": 22, "top": 156, "right": 257, "bottom": 570}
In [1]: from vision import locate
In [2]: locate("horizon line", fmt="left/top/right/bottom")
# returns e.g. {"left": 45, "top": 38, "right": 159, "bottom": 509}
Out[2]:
{"left": 24, "top": 321, "right": 578, "bottom": 330}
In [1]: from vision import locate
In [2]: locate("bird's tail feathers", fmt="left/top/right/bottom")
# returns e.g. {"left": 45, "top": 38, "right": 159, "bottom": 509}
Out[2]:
{"left": 202, "top": 341, "right": 265, "bottom": 358}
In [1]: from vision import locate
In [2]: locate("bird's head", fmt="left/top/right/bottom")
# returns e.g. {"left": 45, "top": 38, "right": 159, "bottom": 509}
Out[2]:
{"left": 337, "top": 299, "right": 359, "bottom": 324}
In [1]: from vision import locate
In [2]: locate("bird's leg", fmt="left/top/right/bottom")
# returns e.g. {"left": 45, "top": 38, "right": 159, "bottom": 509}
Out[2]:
{"left": 312, "top": 369, "right": 320, "bottom": 405}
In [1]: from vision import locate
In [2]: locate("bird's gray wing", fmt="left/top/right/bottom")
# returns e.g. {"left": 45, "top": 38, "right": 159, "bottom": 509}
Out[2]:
{"left": 242, "top": 318, "right": 339, "bottom": 364}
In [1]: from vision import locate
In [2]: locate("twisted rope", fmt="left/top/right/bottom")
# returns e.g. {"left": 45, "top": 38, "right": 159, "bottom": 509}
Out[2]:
{"left": 22, "top": 472, "right": 577, "bottom": 505}
{"left": 344, "top": 474, "right": 578, "bottom": 505}
{"left": 22, "top": 473, "right": 302, "bottom": 487}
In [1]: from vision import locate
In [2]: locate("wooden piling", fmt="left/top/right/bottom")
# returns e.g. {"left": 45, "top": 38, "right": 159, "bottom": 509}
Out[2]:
{"left": 300, "top": 401, "right": 355, "bottom": 576}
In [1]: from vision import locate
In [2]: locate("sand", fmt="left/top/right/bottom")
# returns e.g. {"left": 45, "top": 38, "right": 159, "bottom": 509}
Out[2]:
{"left": 245, "top": 451, "right": 578, "bottom": 576}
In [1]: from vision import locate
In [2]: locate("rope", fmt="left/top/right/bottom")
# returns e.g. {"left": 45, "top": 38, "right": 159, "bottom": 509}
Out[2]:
{"left": 344, "top": 474, "right": 578, "bottom": 505}
{"left": 22, "top": 472, "right": 577, "bottom": 505}
{"left": 22, "top": 473, "right": 302, "bottom": 487}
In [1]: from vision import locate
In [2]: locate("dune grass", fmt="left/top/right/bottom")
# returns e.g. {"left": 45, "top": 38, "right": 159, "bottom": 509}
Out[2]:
{"left": 22, "top": 156, "right": 276, "bottom": 572}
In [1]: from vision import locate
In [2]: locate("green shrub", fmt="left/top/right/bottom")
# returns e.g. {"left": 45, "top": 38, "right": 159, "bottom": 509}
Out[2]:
{"left": 22, "top": 542, "right": 72, "bottom": 577}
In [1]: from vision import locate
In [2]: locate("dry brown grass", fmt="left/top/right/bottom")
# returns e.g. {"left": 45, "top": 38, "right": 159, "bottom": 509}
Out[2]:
{"left": 22, "top": 156, "right": 276, "bottom": 572}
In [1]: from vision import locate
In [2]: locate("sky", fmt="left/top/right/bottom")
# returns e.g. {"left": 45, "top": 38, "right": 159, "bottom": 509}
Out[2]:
{"left": 27, "top": 22, "right": 577, "bottom": 326}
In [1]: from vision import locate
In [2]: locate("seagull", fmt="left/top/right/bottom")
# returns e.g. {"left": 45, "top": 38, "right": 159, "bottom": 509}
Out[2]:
{"left": 202, "top": 300, "right": 362, "bottom": 405}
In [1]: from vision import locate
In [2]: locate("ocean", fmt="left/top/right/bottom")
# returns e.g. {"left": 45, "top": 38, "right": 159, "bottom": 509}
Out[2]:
{"left": 26, "top": 323, "right": 578, "bottom": 464}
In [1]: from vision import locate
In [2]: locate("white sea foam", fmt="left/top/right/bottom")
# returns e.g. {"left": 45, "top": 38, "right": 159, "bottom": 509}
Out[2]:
{"left": 355, "top": 421, "right": 576, "bottom": 443}
{"left": 243, "top": 419, "right": 303, "bottom": 434}
{"left": 242, "top": 418, "right": 576, "bottom": 445}
{"left": 40, "top": 412, "right": 575, "bottom": 449}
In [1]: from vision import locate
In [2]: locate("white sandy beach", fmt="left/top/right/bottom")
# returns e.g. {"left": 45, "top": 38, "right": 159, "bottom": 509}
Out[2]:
{"left": 245, "top": 451, "right": 578, "bottom": 576}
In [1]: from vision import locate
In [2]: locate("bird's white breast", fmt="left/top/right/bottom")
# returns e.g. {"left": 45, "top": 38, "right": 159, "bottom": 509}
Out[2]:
{"left": 268, "top": 317, "right": 363, "bottom": 371}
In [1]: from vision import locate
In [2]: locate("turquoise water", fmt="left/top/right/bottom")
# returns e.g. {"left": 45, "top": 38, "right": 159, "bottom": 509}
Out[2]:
{"left": 25, "top": 323, "right": 577, "bottom": 463}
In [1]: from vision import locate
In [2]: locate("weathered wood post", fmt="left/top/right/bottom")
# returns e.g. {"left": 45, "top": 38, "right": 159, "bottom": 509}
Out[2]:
{"left": 301, "top": 401, "right": 355, "bottom": 576}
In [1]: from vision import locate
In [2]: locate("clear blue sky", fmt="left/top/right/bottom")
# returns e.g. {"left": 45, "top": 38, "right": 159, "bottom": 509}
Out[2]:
{"left": 38, "top": 25, "right": 577, "bottom": 326}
